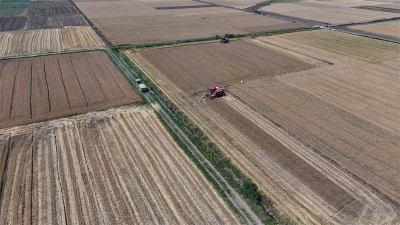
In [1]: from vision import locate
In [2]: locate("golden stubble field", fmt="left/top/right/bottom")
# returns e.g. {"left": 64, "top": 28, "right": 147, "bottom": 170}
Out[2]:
{"left": 0, "top": 26, "right": 105, "bottom": 58}
{"left": 0, "top": 106, "right": 240, "bottom": 224}
{"left": 74, "top": 0, "right": 306, "bottom": 45}
{"left": 260, "top": 0, "right": 397, "bottom": 24}
{"left": 349, "top": 19, "right": 400, "bottom": 39}
{"left": 125, "top": 30, "right": 400, "bottom": 224}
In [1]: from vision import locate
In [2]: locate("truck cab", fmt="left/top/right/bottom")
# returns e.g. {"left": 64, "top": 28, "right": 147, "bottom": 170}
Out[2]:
{"left": 135, "top": 79, "right": 148, "bottom": 92}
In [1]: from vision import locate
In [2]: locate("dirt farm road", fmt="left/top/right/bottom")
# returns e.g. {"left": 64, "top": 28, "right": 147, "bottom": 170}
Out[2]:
{"left": 106, "top": 48, "right": 263, "bottom": 224}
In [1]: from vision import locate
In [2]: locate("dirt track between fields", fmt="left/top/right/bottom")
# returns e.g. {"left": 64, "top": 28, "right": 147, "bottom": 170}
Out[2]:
{"left": 125, "top": 34, "right": 400, "bottom": 224}
{"left": 75, "top": 0, "right": 306, "bottom": 45}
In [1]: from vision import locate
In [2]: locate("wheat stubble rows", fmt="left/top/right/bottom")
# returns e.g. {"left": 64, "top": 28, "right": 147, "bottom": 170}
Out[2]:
{"left": 0, "top": 106, "right": 239, "bottom": 224}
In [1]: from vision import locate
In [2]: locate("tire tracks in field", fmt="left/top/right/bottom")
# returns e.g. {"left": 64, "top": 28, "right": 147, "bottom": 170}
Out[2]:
{"left": 125, "top": 50, "right": 400, "bottom": 224}
{"left": 222, "top": 94, "right": 399, "bottom": 224}
{"left": 126, "top": 53, "right": 303, "bottom": 223}
{"left": 111, "top": 49, "right": 261, "bottom": 224}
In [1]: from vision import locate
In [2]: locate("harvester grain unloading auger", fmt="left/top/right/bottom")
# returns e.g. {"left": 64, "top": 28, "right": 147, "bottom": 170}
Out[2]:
{"left": 206, "top": 86, "right": 226, "bottom": 99}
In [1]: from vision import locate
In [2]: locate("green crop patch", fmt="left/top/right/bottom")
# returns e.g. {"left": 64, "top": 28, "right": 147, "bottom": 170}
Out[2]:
{"left": 0, "top": 2, "right": 31, "bottom": 8}
{"left": 1, "top": 0, "right": 30, "bottom": 2}
{"left": 0, "top": 7, "right": 26, "bottom": 16}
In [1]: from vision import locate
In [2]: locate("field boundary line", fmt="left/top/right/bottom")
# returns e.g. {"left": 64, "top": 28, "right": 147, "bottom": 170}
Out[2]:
{"left": 111, "top": 27, "right": 318, "bottom": 51}
{"left": 226, "top": 89, "right": 400, "bottom": 211}
{"left": 67, "top": 0, "right": 112, "bottom": 46}
{"left": 250, "top": 39, "right": 331, "bottom": 67}
{"left": 106, "top": 49, "right": 264, "bottom": 224}
{"left": 328, "top": 28, "right": 400, "bottom": 44}
{"left": 148, "top": 93, "right": 261, "bottom": 224}
{"left": 0, "top": 47, "right": 107, "bottom": 61}
{"left": 333, "top": 17, "right": 400, "bottom": 28}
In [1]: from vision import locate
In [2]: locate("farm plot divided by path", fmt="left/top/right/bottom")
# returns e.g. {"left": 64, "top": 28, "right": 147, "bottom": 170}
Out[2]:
{"left": 126, "top": 32, "right": 400, "bottom": 224}
{"left": 133, "top": 40, "right": 314, "bottom": 94}
{"left": 0, "top": 0, "right": 87, "bottom": 31}
{"left": 0, "top": 51, "right": 140, "bottom": 129}
{"left": 0, "top": 26, "right": 105, "bottom": 57}
{"left": 0, "top": 106, "right": 240, "bottom": 224}
{"left": 260, "top": 0, "right": 396, "bottom": 24}
{"left": 349, "top": 20, "right": 400, "bottom": 39}
{"left": 74, "top": 0, "right": 307, "bottom": 45}
{"left": 261, "top": 29, "right": 400, "bottom": 63}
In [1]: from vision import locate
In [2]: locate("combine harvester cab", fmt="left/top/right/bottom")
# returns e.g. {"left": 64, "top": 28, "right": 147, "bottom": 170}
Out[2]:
{"left": 206, "top": 86, "right": 225, "bottom": 99}
{"left": 220, "top": 37, "right": 229, "bottom": 43}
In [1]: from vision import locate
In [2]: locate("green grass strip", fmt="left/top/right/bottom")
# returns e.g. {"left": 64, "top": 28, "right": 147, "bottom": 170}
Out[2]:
{"left": 1, "top": 0, "right": 30, "bottom": 2}
{"left": 0, "top": 7, "right": 26, "bottom": 17}
{"left": 111, "top": 27, "right": 318, "bottom": 50}
{"left": 336, "top": 16, "right": 400, "bottom": 27}
{"left": 153, "top": 110, "right": 248, "bottom": 223}
{"left": 0, "top": 1, "right": 31, "bottom": 8}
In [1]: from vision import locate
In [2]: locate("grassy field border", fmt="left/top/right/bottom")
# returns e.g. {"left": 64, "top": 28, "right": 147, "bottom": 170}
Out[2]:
{"left": 0, "top": 47, "right": 106, "bottom": 61}
{"left": 111, "top": 27, "right": 318, "bottom": 51}
{"left": 118, "top": 50, "right": 279, "bottom": 224}
{"left": 67, "top": 0, "right": 113, "bottom": 46}
{"left": 335, "top": 16, "right": 400, "bottom": 27}
{"left": 105, "top": 48, "right": 257, "bottom": 223}
{"left": 153, "top": 109, "right": 250, "bottom": 224}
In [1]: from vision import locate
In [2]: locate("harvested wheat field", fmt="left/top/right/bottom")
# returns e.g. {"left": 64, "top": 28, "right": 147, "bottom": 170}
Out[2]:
{"left": 128, "top": 40, "right": 314, "bottom": 94}
{"left": 139, "top": 0, "right": 212, "bottom": 8}
{"left": 193, "top": 0, "right": 261, "bottom": 9}
{"left": 74, "top": 0, "right": 306, "bottom": 45}
{"left": 126, "top": 29, "right": 400, "bottom": 224}
{"left": 0, "top": 106, "right": 240, "bottom": 224}
{"left": 165, "top": 7, "right": 307, "bottom": 33}
{"left": 0, "top": 50, "right": 140, "bottom": 129}
{"left": 260, "top": 0, "right": 396, "bottom": 24}
{"left": 349, "top": 19, "right": 400, "bottom": 39}
{"left": 268, "top": 29, "right": 400, "bottom": 63}
{"left": 0, "top": 26, "right": 105, "bottom": 57}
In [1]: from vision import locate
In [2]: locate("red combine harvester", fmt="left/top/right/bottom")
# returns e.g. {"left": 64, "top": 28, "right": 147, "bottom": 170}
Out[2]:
{"left": 220, "top": 37, "right": 229, "bottom": 43}
{"left": 206, "top": 86, "right": 225, "bottom": 99}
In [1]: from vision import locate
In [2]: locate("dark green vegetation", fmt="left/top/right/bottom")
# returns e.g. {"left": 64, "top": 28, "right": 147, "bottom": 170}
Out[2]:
{"left": 115, "top": 51, "right": 278, "bottom": 224}
{"left": 111, "top": 27, "right": 318, "bottom": 51}
{"left": 0, "top": 2, "right": 31, "bottom": 8}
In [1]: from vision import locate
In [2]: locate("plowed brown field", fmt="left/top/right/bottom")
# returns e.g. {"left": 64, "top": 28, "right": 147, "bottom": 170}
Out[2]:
{"left": 0, "top": 106, "right": 240, "bottom": 224}
{"left": 0, "top": 51, "right": 140, "bottom": 129}
{"left": 126, "top": 31, "right": 400, "bottom": 224}
{"left": 0, "top": 26, "right": 105, "bottom": 58}
{"left": 132, "top": 40, "right": 314, "bottom": 94}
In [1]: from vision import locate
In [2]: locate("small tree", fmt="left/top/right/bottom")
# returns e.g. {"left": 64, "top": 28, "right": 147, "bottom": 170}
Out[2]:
{"left": 241, "top": 178, "right": 261, "bottom": 202}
